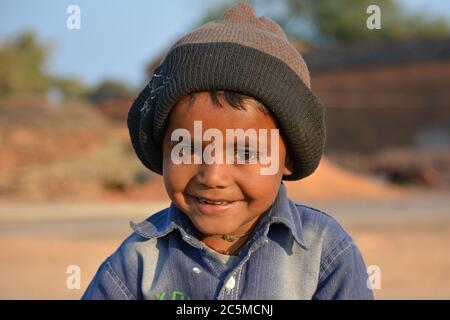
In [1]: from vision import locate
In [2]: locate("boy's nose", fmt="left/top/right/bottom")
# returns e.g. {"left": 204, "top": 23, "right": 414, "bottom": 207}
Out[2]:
{"left": 196, "top": 163, "right": 231, "bottom": 189}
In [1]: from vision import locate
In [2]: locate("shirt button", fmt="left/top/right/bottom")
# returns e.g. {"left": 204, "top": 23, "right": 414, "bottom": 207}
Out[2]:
{"left": 225, "top": 276, "right": 236, "bottom": 291}
{"left": 192, "top": 267, "right": 201, "bottom": 274}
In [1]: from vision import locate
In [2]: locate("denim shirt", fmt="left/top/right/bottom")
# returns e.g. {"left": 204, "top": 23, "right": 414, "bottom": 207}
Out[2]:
{"left": 82, "top": 182, "right": 374, "bottom": 300}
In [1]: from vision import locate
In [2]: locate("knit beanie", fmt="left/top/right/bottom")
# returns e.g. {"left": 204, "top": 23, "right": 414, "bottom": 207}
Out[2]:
{"left": 128, "top": 2, "right": 325, "bottom": 180}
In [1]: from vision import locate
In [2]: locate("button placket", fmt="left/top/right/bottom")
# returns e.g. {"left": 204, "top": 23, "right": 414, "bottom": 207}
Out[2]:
{"left": 217, "top": 236, "right": 269, "bottom": 300}
{"left": 218, "top": 267, "right": 241, "bottom": 300}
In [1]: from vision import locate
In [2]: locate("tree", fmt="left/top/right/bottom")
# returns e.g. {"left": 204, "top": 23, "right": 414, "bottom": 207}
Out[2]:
{"left": 0, "top": 31, "right": 51, "bottom": 96}
{"left": 53, "top": 77, "right": 88, "bottom": 100}
{"left": 199, "top": 0, "right": 450, "bottom": 46}
{"left": 0, "top": 31, "right": 88, "bottom": 99}
{"left": 87, "top": 79, "right": 135, "bottom": 103}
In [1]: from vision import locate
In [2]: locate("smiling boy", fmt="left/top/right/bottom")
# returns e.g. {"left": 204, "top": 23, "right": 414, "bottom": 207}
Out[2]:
{"left": 161, "top": 91, "right": 291, "bottom": 256}
{"left": 82, "top": 2, "right": 373, "bottom": 300}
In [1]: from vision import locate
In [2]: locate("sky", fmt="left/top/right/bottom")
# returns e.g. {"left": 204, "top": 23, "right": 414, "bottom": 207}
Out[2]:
{"left": 1, "top": 0, "right": 449, "bottom": 89}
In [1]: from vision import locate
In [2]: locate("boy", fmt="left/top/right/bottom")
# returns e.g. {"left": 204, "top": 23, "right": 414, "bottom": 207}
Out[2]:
{"left": 82, "top": 2, "right": 373, "bottom": 300}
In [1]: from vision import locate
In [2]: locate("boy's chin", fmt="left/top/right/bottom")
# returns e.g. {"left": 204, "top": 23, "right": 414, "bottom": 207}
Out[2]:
{"left": 190, "top": 218, "right": 244, "bottom": 237}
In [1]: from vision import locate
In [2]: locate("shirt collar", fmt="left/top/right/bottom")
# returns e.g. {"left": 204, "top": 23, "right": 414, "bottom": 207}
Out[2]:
{"left": 130, "top": 182, "right": 308, "bottom": 250}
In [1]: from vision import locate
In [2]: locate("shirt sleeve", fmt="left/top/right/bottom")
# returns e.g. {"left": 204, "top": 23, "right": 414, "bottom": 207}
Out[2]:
{"left": 81, "top": 231, "right": 145, "bottom": 300}
{"left": 313, "top": 239, "right": 374, "bottom": 300}
{"left": 81, "top": 258, "right": 136, "bottom": 300}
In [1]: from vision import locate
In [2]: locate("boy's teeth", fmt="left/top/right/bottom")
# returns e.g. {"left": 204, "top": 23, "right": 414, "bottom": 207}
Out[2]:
{"left": 197, "top": 197, "right": 228, "bottom": 205}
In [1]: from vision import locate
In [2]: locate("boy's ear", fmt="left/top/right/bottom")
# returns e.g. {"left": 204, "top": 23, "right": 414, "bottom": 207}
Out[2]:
{"left": 283, "top": 154, "right": 294, "bottom": 176}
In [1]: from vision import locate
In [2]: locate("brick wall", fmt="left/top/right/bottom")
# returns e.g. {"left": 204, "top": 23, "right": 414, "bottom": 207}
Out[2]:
{"left": 311, "top": 60, "right": 450, "bottom": 151}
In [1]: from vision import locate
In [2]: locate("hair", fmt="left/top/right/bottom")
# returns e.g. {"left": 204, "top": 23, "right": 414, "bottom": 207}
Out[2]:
{"left": 185, "top": 91, "right": 274, "bottom": 119}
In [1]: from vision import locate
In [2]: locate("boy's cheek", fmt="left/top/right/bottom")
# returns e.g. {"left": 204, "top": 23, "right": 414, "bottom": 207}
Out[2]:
{"left": 163, "top": 160, "right": 194, "bottom": 182}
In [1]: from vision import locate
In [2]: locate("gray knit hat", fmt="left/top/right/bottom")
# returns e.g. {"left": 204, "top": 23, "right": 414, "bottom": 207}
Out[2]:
{"left": 128, "top": 2, "right": 325, "bottom": 180}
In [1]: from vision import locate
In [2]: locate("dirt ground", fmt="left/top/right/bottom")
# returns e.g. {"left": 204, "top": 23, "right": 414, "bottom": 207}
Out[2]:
{"left": 0, "top": 191, "right": 449, "bottom": 300}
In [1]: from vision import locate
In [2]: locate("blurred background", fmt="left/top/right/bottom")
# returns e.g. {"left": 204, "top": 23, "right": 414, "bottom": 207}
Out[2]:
{"left": 0, "top": 0, "right": 449, "bottom": 299}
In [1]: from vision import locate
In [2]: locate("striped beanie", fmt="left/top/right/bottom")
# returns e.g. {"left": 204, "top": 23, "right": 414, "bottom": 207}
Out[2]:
{"left": 128, "top": 2, "right": 325, "bottom": 180}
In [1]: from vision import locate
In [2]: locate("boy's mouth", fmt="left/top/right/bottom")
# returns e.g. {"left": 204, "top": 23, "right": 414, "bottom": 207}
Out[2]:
{"left": 188, "top": 194, "right": 239, "bottom": 214}
{"left": 195, "top": 196, "right": 233, "bottom": 205}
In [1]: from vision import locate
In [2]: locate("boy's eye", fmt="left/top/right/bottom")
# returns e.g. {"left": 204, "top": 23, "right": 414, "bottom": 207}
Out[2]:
{"left": 176, "top": 145, "right": 259, "bottom": 164}
{"left": 235, "top": 149, "right": 259, "bottom": 164}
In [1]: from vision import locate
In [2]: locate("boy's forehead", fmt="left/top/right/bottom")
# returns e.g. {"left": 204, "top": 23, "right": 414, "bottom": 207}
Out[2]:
{"left": 167, "top": 95, "right": 278, "bottom": 132}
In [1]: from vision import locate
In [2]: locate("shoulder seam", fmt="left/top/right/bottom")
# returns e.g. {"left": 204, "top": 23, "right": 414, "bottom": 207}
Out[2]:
{"left": 105, "top": 260, "right": 136, "bottom": 300}
{"left": 319, "top": 239, "right": 354, "bottom": 281}
{"left": 294, "top": 202, "right": 350, "bottom": 237}
{"left": 294, "top": 202, "right": 334, "bottom": 219}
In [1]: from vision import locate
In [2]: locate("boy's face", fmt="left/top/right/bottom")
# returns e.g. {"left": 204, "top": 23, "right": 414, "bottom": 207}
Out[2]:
{"left": 162, "top": 92, "right": 292, "bottom": 237}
